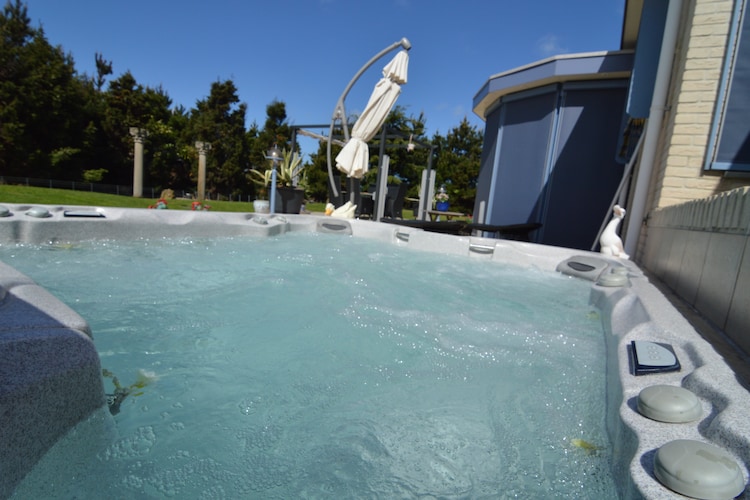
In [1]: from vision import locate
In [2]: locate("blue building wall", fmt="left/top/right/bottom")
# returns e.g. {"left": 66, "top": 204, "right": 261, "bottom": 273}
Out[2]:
{"left": 473, "top": 52, "right": 633, "bottom": 250}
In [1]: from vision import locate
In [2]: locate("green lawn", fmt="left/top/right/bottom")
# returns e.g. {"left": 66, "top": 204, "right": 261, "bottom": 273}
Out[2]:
{"left": 0, "top": 185, "right": 328, "bottom": 213}
{"left": 0, "top": 185, "right": 434, "bottom": 219}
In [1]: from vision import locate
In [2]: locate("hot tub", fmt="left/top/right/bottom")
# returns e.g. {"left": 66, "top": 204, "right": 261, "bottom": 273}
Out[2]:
{"left": 0, "top": 204, "right": 747, "bottom": 498}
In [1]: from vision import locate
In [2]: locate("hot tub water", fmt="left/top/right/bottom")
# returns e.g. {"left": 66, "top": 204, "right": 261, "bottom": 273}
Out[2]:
{"left": 3, "top": 232, "right": 618, "bottom": 498}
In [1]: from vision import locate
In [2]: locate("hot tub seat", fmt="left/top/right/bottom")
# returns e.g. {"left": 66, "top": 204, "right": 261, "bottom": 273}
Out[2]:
{"left": 0, "top": 263, "right": 106, "bottom": 498}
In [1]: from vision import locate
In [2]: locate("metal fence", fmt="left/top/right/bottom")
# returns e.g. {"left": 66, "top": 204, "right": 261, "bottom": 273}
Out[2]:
{"left": 0, "top": 176, "right": 147, "bottom": 197}
{"left": 0, "top": 176, "right": 257, "bottom": 202}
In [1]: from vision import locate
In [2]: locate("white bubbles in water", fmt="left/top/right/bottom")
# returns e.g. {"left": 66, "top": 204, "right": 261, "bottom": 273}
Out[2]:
{"left": 5, "top": 234, "right": 617, "bottom": 498}
{"left": 237, "top": 395, "right": 263, "bottom": 416}
{"left": 100, "top": 426, "right": 157, "bottom": 461}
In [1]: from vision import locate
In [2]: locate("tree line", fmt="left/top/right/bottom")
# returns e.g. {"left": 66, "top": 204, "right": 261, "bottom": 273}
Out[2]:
{"left": 1, "top": 0, "right": 483, "bottom": 212}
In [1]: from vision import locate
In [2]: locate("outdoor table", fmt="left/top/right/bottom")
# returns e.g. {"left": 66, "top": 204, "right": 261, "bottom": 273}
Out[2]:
{"left": 467, "top": 222, "right": 542, "bottom": 241}
{"left": 426, "top": 210, "right": 464, "bottom": 221}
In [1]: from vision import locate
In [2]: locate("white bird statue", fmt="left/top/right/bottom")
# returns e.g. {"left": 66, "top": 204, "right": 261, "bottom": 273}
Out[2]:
{"left": 330, "top": 201, "right": 357, "bottom": 219}
{"left": 599, "top": 204, "right": 629, "bottom": 259}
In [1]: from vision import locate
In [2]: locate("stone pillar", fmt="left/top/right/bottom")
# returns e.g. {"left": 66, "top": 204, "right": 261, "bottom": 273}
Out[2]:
{"left": 195, "top": 141, "right": 211, "bottom": 200}
{"left": 129, "top": 127, "right": 148, "bottom": 198}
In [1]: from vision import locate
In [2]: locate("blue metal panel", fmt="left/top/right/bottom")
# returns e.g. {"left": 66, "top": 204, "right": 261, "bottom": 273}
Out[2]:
{"left": 626, "top": 0, "right": 669, "bottom": 118}
{"left": 487, "top": 90, "right": 557, "bottom": 226}
{"left": 543, "top": 85, "right": 628, "bottom": 249}
{"left": 474, "top": 109, "right": 502, "bottom": 220}
{"left": 485, "top": 109, "right": 505, "bottom": 222}
{"left": 479, "top": 79, "right": 628, "bottom": 248}
{"left": 536, "top": 87, "right": 564, "bottom": 242}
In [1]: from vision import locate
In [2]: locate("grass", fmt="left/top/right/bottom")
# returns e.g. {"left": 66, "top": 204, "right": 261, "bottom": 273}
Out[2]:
{"left": 0, "top": 185, "right": 434, "bottom": 219}
{"left": 0, "top": 185, "right": 328, "bottom": 213}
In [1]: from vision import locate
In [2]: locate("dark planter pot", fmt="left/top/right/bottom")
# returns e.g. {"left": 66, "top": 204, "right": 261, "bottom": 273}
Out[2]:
{"left": 275, "top": 187, "right": 305, "bottom": 214}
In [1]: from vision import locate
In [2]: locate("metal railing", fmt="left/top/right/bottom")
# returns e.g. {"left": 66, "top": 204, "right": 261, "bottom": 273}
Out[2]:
{"left": 0, "top": 176, "right": 146, "bottom": 197}
{"left": 0, "top": 176, "right": 258, "bottom": 202}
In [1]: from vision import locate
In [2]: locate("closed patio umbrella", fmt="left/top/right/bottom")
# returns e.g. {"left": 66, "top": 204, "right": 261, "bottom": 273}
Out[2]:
{"left": 335, "top": 49, "right": 409, "bottom": 179}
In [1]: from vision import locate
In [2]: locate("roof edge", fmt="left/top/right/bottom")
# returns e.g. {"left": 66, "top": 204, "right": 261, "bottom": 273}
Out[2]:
{"left": 472, "top": 50, "right": 634, "bottom": 120}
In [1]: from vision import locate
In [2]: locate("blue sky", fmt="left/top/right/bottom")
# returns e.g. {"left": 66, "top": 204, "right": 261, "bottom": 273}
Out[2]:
{"left": 25, "top": 0, "right": 624, "bottom": 152}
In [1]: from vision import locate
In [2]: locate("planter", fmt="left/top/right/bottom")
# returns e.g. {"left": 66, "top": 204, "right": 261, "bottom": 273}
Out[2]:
{"left": 253, "top": 199, "right": 270, "bottom": 214}
{"left": 275, "top": 187, "right": 305, "bottom": 214}
{"left": 436, "top": 201, "right": 450, "bottom": 212}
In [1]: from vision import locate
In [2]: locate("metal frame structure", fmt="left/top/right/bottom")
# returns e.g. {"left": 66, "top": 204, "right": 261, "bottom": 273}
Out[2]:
{"left": 325, "top": 38, "right": 412, "bottom": 200}
{"left": 290, "top": 124, "right": 436, "bottom": 221}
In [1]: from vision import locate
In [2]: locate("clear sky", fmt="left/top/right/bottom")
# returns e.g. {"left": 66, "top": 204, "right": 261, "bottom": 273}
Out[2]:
{"left": 24, "top": 0, "right": 624, "bottom": 153}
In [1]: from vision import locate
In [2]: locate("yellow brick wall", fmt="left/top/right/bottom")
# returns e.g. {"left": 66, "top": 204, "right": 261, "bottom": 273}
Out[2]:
{"left": 649, "top": 0, "right": 748, "bottom": 210}
{"left": 634, "top": 0, "right": 750, "bottom": 356}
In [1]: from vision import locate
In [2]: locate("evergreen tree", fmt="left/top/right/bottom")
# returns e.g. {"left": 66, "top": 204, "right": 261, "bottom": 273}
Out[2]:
{"left": 145, "top": 106, "right": 191, "bottom": 194}
{"left": 433, "top": 117, "right": 483, "bottom": 214}
{"left": 94, "top": 52, "right": 112, "bottom": 91}
{"left": 376, "top": 107, "right": 430, "bottom": 198}
{"left": 101, "top": 71, "right": 172, "bottom": 186}
{"left": 303, "top": 106, "right": 432, "bottom": 204}
{"left": 250, "top": 100, "right": 291, "bottom": 167}
{"left": 303, "top": 125, "right": 345, "bottom": 202}
{"left": 0, "top": 0, "right": 89, "bottom": 179}
{"left": 154, "top": 105, "right": 192, "bottom": 194}
{"left": 0, "top": 1, "right": 484, "bottom": 203}
{"left": 190, "top": 80, "right": 249, "bottom": 198}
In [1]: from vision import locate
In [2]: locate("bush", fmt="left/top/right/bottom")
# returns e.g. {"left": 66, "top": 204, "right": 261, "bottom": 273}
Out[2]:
{"left": 82, "top": 168, "right": 109, "bottom": 183}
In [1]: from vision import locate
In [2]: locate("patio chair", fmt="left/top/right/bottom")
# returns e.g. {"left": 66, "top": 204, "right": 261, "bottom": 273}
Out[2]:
{"left": 358, "top": 187, "right": 374, "bottom": 218}
{"left": 384, "top": 184, "right": 407, "bottom": 219}
{"left": 328, "top": 175, "right": 344, "bottom": 207}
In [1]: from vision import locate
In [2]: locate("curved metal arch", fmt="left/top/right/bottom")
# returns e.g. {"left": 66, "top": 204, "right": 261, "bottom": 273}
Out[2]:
{"left": 326, "top": 38, "right": 411, "bottom": 200}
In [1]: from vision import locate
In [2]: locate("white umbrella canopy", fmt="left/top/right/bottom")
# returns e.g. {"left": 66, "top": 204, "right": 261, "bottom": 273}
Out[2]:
{"left": 335, "top": 49, "right": 409, "bottom": 179}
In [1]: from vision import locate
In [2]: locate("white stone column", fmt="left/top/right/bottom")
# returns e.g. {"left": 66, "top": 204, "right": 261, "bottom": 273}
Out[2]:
{"left": 129, "top": 127, "right": 148, "bottom": 198}
{"left": 195, "top": 141, "right": 211, "bottom": 200}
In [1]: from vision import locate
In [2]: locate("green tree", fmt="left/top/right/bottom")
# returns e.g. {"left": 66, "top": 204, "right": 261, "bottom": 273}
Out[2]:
{"left": 245, "top": 100, "right": 298, "bottom": 199}
{"left": 0, "top": 0, "right": 484, "bottom": 202}
{"left": 94, "top": 51, "right": 112, "bottom": 91}
{"left": 355, "top": 106, "right": 431, "bottom": 199}
{"left": 153, "top": 105, "right": 193, "bottom": 194}
{"left": 66, "top": 52, "right": 113, "bottom": 185}
{"left": 0, "top": 0, "right": 90, "bottom": 179}
{"left": 303, "top": 125, "right": 345, "bottom": 202}
{"left": 250, "top": 100, "right": 292, "bottom": 167}
{"left": 433, "top": 117, "right": 483, "bottom": 214}
{"left": 145, "top": 112, "right": 187, "bottom": 194}
{"left": 101, "top": 71, "right": 172, "bottom": 186}
{"left": 379, "top": 107, "right": 430, "bottom": 198}
{"left": 82, "top": 168, "right": 107, "bottom": 183}
{"left": 189, "top": 80, "right": 249, "bottom": 198}
{"left": 303, "top": 106, "right": 433, "bottom": 203}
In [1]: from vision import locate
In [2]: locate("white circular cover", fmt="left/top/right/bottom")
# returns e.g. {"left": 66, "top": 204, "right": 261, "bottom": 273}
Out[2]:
{"left": 637, "top": 384, "right": 702, "bottom": 423}
{"left": 654, "top": 439, "right": 746, "bottom": 499}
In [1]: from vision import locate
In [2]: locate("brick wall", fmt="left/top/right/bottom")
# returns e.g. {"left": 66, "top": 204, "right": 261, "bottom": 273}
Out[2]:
{"left": 649, "top": 0, "right": 747, "bottom": 209}
{"left": 633, "top": 0, "right": 750, "bottom": 261}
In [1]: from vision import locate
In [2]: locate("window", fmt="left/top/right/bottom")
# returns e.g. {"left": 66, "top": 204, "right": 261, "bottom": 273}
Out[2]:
{"left": 706, "top": 0, "right": 750, "bottom": 172}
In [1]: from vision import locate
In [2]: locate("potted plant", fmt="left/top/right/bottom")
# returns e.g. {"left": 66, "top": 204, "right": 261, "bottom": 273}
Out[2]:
{"left": 434, "top": 186, "right": 450, "bottom": 211}
{"left": 248, "top": 149, "right": 306, "bottom": 214}
{"left": 277, "top": 149, "right": 303, "bottom": 187}
{"left": 248, "top": 168, "right": 272, "bottom": 213}
{"left": 274, "top": 149, "right": 306, "bottom": 214}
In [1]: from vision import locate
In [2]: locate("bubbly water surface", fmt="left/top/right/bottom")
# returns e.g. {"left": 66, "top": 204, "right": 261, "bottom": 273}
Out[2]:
{"left": 2, "top": 232, "right": 618, "bottom": 498}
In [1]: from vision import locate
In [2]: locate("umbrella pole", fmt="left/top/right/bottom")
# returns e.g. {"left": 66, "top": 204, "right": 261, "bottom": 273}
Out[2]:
{"left": 327, "top": 38, "right": 411, "bottom": 201}
{"left": 374, "top": 125, "right": 388, "bottom": 221}
{"left": 375, "top": 155, "right": 390, "bottom": 221}
{"left": 326, "top": 119, "right": 341, "bottom": 200}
